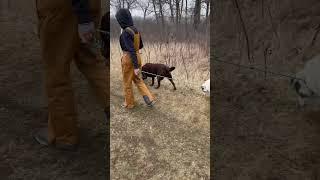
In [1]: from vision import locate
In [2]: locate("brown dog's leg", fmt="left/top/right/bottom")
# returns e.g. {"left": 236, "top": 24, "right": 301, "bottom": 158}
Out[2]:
{"left": 150, "top": 77, "right": 154, "bottom": 86}
{"left": 156, "top": 77, "right": 163, "bottom": 89}
{"left": 169, "top": 79, "right": 176, "bottom": 90}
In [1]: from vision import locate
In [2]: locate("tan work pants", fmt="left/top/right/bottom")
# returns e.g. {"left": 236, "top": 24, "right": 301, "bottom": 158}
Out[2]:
{"left": 121, "top": 53, "right": 154, "bottom": 108}
{"left": 36, "top": 0, "right": 109, "bottom": 145}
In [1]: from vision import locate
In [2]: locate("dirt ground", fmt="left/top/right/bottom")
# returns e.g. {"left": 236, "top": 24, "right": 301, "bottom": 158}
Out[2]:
{"left": 110, "top": 41, "right": 210, "bottom": 178}
{"left": 212, "top": 0, "right": 320, "bottom": 179}
{"left": 0, "top": 1, "right": 107, "bottom": 180}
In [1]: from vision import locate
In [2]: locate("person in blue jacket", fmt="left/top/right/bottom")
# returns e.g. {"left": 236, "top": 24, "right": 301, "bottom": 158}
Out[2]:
{"left": 115, "top": 9, "right": 155, "bottom": 109}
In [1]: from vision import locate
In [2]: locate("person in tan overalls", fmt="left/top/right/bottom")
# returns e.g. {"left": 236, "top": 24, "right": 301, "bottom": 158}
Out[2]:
{"left": 115, "top": 9, "right": 155, "bottom": 109}
{"left": 34, "top": 0, "right": 109, "bottom": 151}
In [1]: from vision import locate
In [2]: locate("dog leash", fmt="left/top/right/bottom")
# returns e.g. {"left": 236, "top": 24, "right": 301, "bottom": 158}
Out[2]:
{"left": 97, "top": 29, "right": 174, "bottom": 80}
{"left": 212, "top": 56, "right": 318, "bottom": 93}
{"left": 96, "top": 29, "right": 174, "bottom": 80}
{"left": 212, "top": 55, "right": 305, "bottom": 81}
{"left": 140, "top": 70, "right": 174, "bottom": 80}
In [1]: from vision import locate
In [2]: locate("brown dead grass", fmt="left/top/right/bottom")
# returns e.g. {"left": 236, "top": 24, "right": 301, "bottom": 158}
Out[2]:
{"left": 110, "top": 40, "right": 210, "bottom": 92}
{"left": 110, "top": 40, "right": 210, "bottom": 179}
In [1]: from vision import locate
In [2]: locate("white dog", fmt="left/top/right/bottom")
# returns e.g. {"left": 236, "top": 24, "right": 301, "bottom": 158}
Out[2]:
{"left": 290, "top": 54, "right": 320, "bottom": 107}
{"left": 201, "top": 79, "right": 210, "bottom": 96}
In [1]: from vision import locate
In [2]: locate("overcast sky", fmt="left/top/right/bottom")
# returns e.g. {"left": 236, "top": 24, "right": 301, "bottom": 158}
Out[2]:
{"left": 110, "top": 8, "right": 143, "bottom": 17}
{"left": 110, "top": 0, "right": 207, "bottom": 18}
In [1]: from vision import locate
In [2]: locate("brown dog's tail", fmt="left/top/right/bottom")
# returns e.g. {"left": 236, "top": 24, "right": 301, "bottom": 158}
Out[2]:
{"left": 169, "top": 67, "right": 175, "bottom": 72}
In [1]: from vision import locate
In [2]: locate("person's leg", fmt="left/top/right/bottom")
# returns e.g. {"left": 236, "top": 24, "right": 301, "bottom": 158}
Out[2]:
{"left": 74, "top": 51, "right": 110, "bottom": 114}
{"left": 35, "top": 0, "right": 79, "bottom": 146}
{"left": 133, "top": 77, "right": 155, "bottom": 102}
{"left": 73, "top": 0, "right": 109, "bottom": 115}
{"left": 133, "top": 55, "right": 155, "bottom": 102}
{"left": 121, "top": 54, "right": 135, "bottom": 108}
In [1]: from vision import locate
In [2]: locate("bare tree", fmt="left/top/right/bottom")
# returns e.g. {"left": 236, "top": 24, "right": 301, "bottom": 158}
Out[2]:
{"left": 205, "top": 0, "right": 210, "bottom": 21}
{"left": 175, "top": 0, "right": 180, "bottom": 25}
{"left": 124, "top": 0, "right": 137, "bottom": 9}
{"left": 158, "top": 0, "right": 165, "bottom": 27}
{"left": 152, "top": 0, "right": 159, "bottom": 24}
{"left": 185, "top": 0, "right": 188, "bottom": 24}
{"left": 111, "top": 0, "right": 137, "bottom": 10}
{"left": 184, "top": 0, "right": 188, "bottom": 38}
{"left": 110, "top": 0, "right": 210, "bottom": 43}
{"left": 169, "top": 0, "right": 175, "bottom": 23}
{"left": 137, "top": 0, "right": 152, "bottom": 20}
{"left": 180, "top": 0, "right": 183, "bottom": 23}
{"left": 193, "top": 0, "right": 201, "bottom": 30}
{"left": 110, "top": 0, "right": 124, "bottom": 10}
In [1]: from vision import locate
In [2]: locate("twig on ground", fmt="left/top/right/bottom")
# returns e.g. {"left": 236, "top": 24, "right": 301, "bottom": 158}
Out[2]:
{"left": 233, "top": 0, "right": 253, "bottom": 63}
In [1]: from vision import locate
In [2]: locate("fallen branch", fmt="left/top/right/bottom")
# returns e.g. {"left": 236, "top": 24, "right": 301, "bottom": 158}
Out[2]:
{"left": 302, "top": 23, "right": 320, "bottom": 60}
{"left": 310, "top": 23, "right": 320, "bottom": 46}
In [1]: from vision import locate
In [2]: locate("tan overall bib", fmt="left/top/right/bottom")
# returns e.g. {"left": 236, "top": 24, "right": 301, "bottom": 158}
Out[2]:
{"left": 35, "top": 0, "right": 109, "bottom": 145}
{"left": 121, "top": 27, "right": 155, "bottom": 108}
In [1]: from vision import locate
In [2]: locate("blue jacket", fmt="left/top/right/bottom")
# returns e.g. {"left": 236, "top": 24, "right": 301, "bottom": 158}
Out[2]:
{"left": 115, "top": 9, "right": 143, "bottom": 69}
{"left": 72, "top": 0, "right": 92, "bottom": 24}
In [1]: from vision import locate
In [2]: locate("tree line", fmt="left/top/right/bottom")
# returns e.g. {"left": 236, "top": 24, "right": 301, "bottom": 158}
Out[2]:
{"left": 110, "top": 0, "right": 210, "bottom": 30}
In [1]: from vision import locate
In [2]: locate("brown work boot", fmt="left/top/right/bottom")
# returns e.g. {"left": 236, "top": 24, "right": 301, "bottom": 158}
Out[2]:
{"left": 34, "top": 128, "right": 78, "bottom": 152}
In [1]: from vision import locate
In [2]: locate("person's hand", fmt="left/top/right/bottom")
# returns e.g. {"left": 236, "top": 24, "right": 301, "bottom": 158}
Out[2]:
{"left": 78, "top": 22, "right": 95, "bottom": 43}
{"left": 134, "top": 68, "right": 140, "bottom": 77}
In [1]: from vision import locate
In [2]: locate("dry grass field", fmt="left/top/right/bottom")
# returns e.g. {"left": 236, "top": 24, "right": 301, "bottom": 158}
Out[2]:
{"left": 110, "top": 39, "right": 210, "bottom": 179}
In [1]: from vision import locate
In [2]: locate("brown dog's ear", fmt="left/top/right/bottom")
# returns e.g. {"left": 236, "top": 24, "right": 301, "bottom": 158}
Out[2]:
{"left": 169, "top": 67, "right": 175, "bottom": 72}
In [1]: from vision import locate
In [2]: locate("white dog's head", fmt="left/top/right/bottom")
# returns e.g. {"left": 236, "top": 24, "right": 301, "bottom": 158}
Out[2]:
{"left": 290, "top": 72, "right": 315, "bottom": 107}
{"left": 290, "top": 72, "right": 314, "bottom": 98}
{"left": 201, "top": 79, "right": 210, "bottom": 95}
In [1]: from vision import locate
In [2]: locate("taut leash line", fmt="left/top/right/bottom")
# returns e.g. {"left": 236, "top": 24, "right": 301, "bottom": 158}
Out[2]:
{"left": 212, "top": 56, "right": 304, "bottom": 81}
{"left": 140, "top": 70, "right": 174, "bottom": 80}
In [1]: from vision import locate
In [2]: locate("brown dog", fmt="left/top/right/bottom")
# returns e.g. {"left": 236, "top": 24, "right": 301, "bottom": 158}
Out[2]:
{"left": 141, "top": 63, "right": 177, "bottom": 90}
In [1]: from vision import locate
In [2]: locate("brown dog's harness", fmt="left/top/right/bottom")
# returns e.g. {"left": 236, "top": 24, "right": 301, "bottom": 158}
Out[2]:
{"left": 124, "top": 27, "right": 142, "bottom": 63}
{"left": 124, "top": 27, "right": 140, "bottom": 52}
{"left": 123, "top": 27, "right": 143, "bottom": 79}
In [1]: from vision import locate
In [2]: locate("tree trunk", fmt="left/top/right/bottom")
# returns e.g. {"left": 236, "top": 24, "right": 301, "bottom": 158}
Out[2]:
{"left": 144, "top": 8, "right": 147, "bottom": 20}
{"left": 152, "top": 0, "right": 159, "bottom": 24}
{"left": 180, "top": 0, "right": 183, "bottom": 23}
{"left": 185, "top": 0, "right": 188, "bottom": 38}
{"left": 169, "top": 0, "right": 175, "bottom": 23}
{"left": 175, "top": 0, "right": 180, "bottom": 25}
{"left": 158, "top": 0, "right": 165, "bottom": 27}
{"left": 193, "top": 0, "right": 201, "bottom": 30}
{"left": 185, "top": 0, "right": 188, "bottom": 24}
{"left": 206, "top": 0, "right": 210, "bottom": 20}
